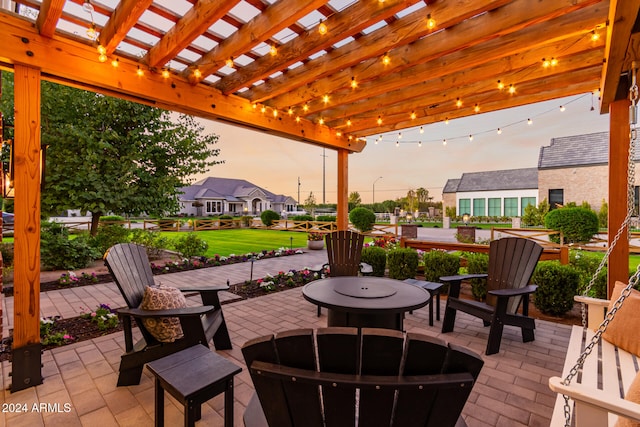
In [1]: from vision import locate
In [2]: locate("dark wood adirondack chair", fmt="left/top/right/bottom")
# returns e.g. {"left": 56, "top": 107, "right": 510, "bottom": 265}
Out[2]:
{"left": 242, "top": 327, "right": 484, "bottom": 427}
{"left": 440, "top": 237, "right": 543, "bottom": 355}
{"left": 104, "top": 243, "right": 232, "bottom": 386}
{"left": 315, "top": 230, "right": 372, "bottom": 316}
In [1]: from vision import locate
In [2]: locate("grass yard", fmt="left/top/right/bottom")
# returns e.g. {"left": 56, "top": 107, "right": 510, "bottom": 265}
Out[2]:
{"left": 161, "top": 229, "right": 309, "bottom": 257}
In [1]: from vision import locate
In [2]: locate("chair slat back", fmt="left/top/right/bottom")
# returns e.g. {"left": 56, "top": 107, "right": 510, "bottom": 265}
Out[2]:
{"left": 104, "top": 243, "right": 156, "bottom": 309}
{"left": 486, "top": 237, "right": 543, "bottom": 313}
{"left": 242, "top": 328, "right": 484, "bottom": 427}
{"left": 325, "top": 230, "right": 365, "bottom": 276}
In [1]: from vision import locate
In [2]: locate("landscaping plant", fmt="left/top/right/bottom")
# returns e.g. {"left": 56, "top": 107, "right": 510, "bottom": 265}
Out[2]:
{"left": 349, "top": 207, "right": 376, "bottom": 232}
{"left": 172, "top": 233, "right": 209, "bottom": 259}
{"left": 40, "top": 222, "right": 100, "bottom": 270}
{"left": 90, "top": 224, "right": 131, "bottom": 255}
{"left": 532, "top": 261, "right": 580, "bottom": 315}
{"left": 361, "top": 246, "right": 387, "bottom": 277}
{"left": 387, "top": 247, "right": 419, "bottom": 280}
{"left": 421, "top": 250, "right": 460, "bottom": 282}
{"left": 465, "top": 252, "right": 489, "bottom": 300}
{"left": 544, "top": 207, "right": 599, "bottom": 244}
{"left": 260, "top": 210, "right": 280, "bottom": 227}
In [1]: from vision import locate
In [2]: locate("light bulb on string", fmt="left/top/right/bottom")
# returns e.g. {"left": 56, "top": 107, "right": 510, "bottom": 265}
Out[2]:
{"left": 97, "top": 44, "right": 106, "bottom": 55}
{"left": 560, "top": 105, "right": 565, "bottom": 112}
{"left": 382, "top": 53, "right": 391, "bottom": 66}
{"left": 418, "top": 140, "right": 422, "bottom": 147}
{"left": 111, "top": 58, "right": 119, "bottom": 68}
{"left": 377, "top": 116, "right": 382, "bottom": 125}
{"left": 443, "top": 139, "right": 447, "bottom": 146}
{"left": 497, "top": 80, "right": 504, "bottom": 90}
{"left": 303, "top": 104, "right": 309, "bottom": 112}
{"left": 319, "top": 117, "right": 324, "bottom": 125}
{"left": 322, "top": 94, "right": 330, "bottom": 104}
{"left": 508, "top": 84, "right": 516, "bottom": 94}
{"left": 445, "top": 118, "right": 449, "bottom": 125}
{"left": 273, "top": 109, "right": 278, "bottom": 118}
{"left": 98, "top": 53, "right": 107, "bottom": 62}
{"left": 261, "top": 106, "right": 266, "bottom": 114}
{"left": 474, "top": 104, "right": 480, "bottom": 113}
{"left": 350, "top": 77, "right": 357, "bottom": 89}
{"left": 288, "top": 107, "right": 293, "bottom": 115}
{"left": 469, "top": 134, "right": 473, "bottom": 142}
{"left": 426, "top": 14, "right": 436, "bottom": 29}
{"left": 398, "top": 132, "right": 402, "bottom": 139}
{"left": 497, "top": 128, "right": 502, "bottom": 135}
{"left": 270, "top": 45, "right": 277, "bottom": 56}
{"left": 419, "top": 126, "right": 424, "bottom": 134}
{"left": 193, "top": 68, "right": 202, "bottom": 79}
{"left": 527, "top": 118, "right": 533, "bottom": 125}
{"left": 295, "top": 116, "right": 301, "bottom": 123}
{"left": 346, "top": 119, "right": 352, "bottom": 127}
{"left": 395, "top": 140, "right": 399, "bottom": 147}
{"left": 456, "top": 98, "right": 462, "bottom": 108}
{"left": 410, "top": 111, "right": 416, "bottom": 120}
{"left": 136, "top": 66, "right": 144, "bottom": 77}
{"left": 87, "top": 23, "right": 97, "bottom": 40}
{"left": 225, "top": 57, "right": 234, "bottom": 68}
{"left": 591, "top": 30, "right": 600, "bottom": 42}
{"left": 318, "top": 20, "right": 327, "bottom": 35}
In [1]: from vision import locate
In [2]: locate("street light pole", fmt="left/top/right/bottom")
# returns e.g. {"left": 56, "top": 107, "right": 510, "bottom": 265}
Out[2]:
{"left": 373, "top": 176, "right": 383, "bottom": 205}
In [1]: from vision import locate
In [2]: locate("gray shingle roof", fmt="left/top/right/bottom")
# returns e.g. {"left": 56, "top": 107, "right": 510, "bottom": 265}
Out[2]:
{"left": 536, "top": 131, "right": 638, "bottom": 169}
{"left": 443, "top": 179, "right": 460, "bottom": 193}
{"left": 456, "top": 168, "right": 538, "bottom": 192}
{"left": 178, "top": 177, "right": 293, "bottom": 203}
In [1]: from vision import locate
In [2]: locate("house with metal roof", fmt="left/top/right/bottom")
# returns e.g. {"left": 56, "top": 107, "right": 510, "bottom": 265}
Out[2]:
{"left": 178, "top": 177, "right": 299, "bottom": 217}
{"left": 443, "top": 131, "right": 639, "bottom": 217}
{"left": 443, "top": 168, "right": 538, "bottom": 217}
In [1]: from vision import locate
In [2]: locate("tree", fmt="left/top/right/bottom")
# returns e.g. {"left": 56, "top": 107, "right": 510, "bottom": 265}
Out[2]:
{"left": 1, "top": 74, "right": 221, "bottom": 235}
{"left": 304, "top": 191, "right": 317, "bottom": 215}
{"left": 348, "top": 191, "right": 361, "bottom": 205}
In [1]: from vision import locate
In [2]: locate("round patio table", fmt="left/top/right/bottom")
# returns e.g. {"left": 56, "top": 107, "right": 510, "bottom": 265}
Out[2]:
{"left": 302, "top": 276, "right": 430, "bottom": 331}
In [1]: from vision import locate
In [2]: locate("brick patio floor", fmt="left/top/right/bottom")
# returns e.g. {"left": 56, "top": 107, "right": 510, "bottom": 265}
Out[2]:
{"left": 0, "top": 248, "right": 571, "bottom": 426}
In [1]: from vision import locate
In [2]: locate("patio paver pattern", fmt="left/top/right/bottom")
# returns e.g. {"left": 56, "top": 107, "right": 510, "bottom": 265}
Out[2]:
{"left": 0, "top": 248, "right": 571, "bottom": 426}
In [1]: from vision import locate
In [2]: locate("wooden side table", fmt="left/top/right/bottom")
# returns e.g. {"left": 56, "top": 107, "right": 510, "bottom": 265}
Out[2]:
{"left": 147, "top": 345, "right": 242, "bottom": 427}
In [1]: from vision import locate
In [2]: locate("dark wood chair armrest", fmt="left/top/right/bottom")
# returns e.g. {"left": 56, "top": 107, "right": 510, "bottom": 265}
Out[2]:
{"left": 117, "top": 305, "right": 215, "bottom": 319}
{"left": 488, "top": 285, "right": 537, "bottom": 297}
{"left": 439, "top": 274, "right": 488, "bottom": 282}
{"left": 178, "top": 284, "right": 230, "bottom": 293}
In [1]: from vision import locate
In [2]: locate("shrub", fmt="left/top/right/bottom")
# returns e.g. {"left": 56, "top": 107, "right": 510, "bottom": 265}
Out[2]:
{"left": 41, "top": 222, "right": 100, "bottom": 270}
{"left": 130, "top": 229, "right": 170, "bottom": 259}
{"left": 532, "top": 261, "right": 580, "bottom": 315}
{"left": 361, "top": 246, "right": 387, "bottom": 277}
{"left": 544, "top": 207, "right": 599, "bottom": 244}
{"left": 219, "top": 214, "right": 233, "bottom": 220}
{"left": 240, "top": 215, "right": 253, "bottom": 227}
{"left": 570, "top": 250, "right": 608, "bottom": 299}
{"left": 90, "top": 224, "right": 131, "bottom": 255}
{"left": 465, "top": 252, "right": 489, "bottom": 300}
{"left": 291, "top": 214, "right": 313, "bottom": 221}
{"left": 99, "top": 215, "right": 125, "bottom": 222}
{"left": 598, "top": 199, "right": 608, "bottom": 228}
{"left": 387, "top": 248, "right": 419, "bottom": 280}
{"left": 421, "top": 250, "right": 460, "bottom": 282}
{"left": 349, "top": 207, "right": 376, "bottom": 232}
{"left": 0, "top": 242, "right": 14, "bottom": 267}
{"left": 260, "top": 210, "right": 280, "bottom": 227}
{"left": 316, "top": 215, "right": 337, "bottom": 222}
{"left": 172, "top": 233, "right": 209, "bottom": 258}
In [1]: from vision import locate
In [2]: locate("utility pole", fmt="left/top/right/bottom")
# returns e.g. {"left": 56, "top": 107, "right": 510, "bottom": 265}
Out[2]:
{"left": 297, "top": 176, "right": 300, "bottom": 204}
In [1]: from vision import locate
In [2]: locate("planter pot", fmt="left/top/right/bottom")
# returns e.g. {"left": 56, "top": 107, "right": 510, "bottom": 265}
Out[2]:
{"left": 307, "top": 240, "right": 324, "bottom": 250}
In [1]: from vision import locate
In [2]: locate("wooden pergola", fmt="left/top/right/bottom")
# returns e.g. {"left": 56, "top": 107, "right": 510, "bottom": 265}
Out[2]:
{"left": 0, "top": 0, "right": 637, "bottom": 391}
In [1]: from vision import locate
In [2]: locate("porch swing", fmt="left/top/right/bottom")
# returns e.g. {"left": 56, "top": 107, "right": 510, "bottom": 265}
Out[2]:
{"left": 549, "top": 64, "right": 640, "bottom": 427}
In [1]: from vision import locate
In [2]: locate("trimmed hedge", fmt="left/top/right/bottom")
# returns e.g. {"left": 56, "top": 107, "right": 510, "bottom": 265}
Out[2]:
{"left": 260, "top": 210, "right": 280, "bottom": 226}
{"left": 349, "top": 207, "right": 376, "bottom": 232}
{"left": 532, "top": 261, "right": 580, "bottom": 315}
{"left": 387, "top": 248, "right": 419, "bottom": 280}
{"left": 361, "top": 246, "right": 387, "bottom": 277}
{"left": 544, "top": 207, "right": 599, "bottom": 244}
{"left": 316, "top": 215, "right": 337, "bottom": 222}
{"left": 465, "top": 252, "right": 489, "bottom": 300}
{"left": 421, "top": 250, "right": 460, "bottom": 282}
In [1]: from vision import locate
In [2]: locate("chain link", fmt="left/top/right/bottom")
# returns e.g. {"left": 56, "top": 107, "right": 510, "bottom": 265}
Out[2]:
{"left": 562, "top": 67, "right": 639, "bottom": 427}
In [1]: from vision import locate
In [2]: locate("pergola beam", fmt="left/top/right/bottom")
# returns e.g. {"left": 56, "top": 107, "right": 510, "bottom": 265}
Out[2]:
{"left": 99, "top": 0, "right": 155, "bottom": 55}
{"left": 35, "top": 0, "right": 65, "bottom": 38}
{"left": 0, "top": 12, "right": 364, "bottom": 153}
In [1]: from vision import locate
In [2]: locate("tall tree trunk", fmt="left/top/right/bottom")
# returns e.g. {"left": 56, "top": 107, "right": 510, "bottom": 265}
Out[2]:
{"left": 90, "top": 212, "right": 101, "bottom": 236}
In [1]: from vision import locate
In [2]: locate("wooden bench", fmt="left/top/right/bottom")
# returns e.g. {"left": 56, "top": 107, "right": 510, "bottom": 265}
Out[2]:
{"left": 549, "top": 296, "right": 640, "bottom": 426}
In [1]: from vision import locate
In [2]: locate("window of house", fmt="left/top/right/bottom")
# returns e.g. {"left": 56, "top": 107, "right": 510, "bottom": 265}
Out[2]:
{"left": 521, "top": 197, "right": 536, "bottom": 216}
{"left": 488, "top": 198, "right": 501, "bottom": 216}
{"left": 473, "top": 199, "right": 485, "bottom": 216}
{"left": 459, "top": 199, "right": 470, "bottom": 216}
{"left": 504, "top": 197, "right": 518, "bottom": 217}
{"left": 549, "top": 189, "right": 564, "bottom": 209}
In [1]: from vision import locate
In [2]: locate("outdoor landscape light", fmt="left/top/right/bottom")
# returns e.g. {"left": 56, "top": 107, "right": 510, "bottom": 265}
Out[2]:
{"left": 462, "top": 213, "right": 470, "bottom": 225}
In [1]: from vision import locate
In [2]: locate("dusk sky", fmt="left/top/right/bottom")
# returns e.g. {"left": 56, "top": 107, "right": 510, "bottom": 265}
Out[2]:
{"left": 191, "top": 92, "right": 611, "bottom": 204}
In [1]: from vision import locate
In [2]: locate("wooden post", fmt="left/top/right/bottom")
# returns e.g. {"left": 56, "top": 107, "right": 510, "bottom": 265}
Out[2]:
{"left": 608, "top": 98, "right": 631, "bottom": 298}
{"left": 11, "top": 64, "right": 43, "bottom": 391}
{"left": 336, "top": 149, "right": 348, "bottom": 230}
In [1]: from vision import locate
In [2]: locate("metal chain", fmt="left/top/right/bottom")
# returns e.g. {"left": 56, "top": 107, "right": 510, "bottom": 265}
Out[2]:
{"left": 562, "top": 64, "right": 639, "bottom": 427}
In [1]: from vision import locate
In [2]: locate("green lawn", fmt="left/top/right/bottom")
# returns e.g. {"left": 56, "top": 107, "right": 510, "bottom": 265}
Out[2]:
{"left": 161, "top": 229, "right": 309, "bottom": 257}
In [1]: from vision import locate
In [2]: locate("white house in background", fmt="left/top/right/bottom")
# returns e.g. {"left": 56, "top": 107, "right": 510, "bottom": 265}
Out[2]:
{"left": 443, "top": 168, "right": 539, "bottom": 217}
{"left": 178, "top": 177, "right": 299, "bottom": 216}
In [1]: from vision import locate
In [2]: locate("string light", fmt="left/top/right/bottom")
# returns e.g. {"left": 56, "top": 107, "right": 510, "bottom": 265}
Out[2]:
{"left": 318, "top": 20, "right": 327, "bottom": 35}
{"left": 542, "top": 58, "right": 550, "bottom": 68}
{"left": 295, "top": 116, "right": 301, "bottom": 123}
{"left": 445, "top": 118, "right": 449, "bottom": 125}
{"left": 410, "top": 111, "right": 416, "bottom": 120}
{"left": 497, "top": 80, "right": 504, "bottom": 90}
{"left": 346, "top": 119, "right": 352, "bottom": 127}
{"left": 456, "top": 98, "right": 462, "bottom": 108}
{"left": 336, "top": 131, "right": 341, "bottom": 137}
{"left": 350, "top": 77, "right": 357, "bottom": 89}
{"left": 319, "top": 117, "right": 324, "bottom": 125}
{"left": 426, "top": 14, "right": 436, "bottom": 29}
{"left": 560, "top": 105, "right": 565, "bottom": 112}
{"left": 443, "top": 139, "right": 447, "bottom": 146}
{"left": 382, "top": 53, "right": 391, "bottom": 66}
{"left": 225, "top": 57, "right": 234, "bottom": 68}
{"left": 98, "top": 53, "right": 107, "bottom": 63}
{"left": 136, "top": 66, "right": 144, "bottom": 76}
{"left": 508, "top": 84, "right": 516, "bottom": 94}
{"left": 303, "top": 104, "right": 309, "bottom": 112}
{"left": 419, "top": 126, "right": 424, "bottom": 133}
{"left": 261, "top": 106, "right": 266, "bottom": 113}
{"left": 252, "top": 103, "right": 258, "bottom": 109}
{"left": 97, "top": 44, "right": 106, "bottom": 55}
{"left": 527, "top": 118, "right": 533, "bottom": 125}
{"left": 396, "top": 140, "right": 399, "bottom": 147}
{"left": 377, "top": 116, "right": 382, "bottom": 125}
{"left": 591, "top": 30, "right": 600, "bottom": 41}
{"left": 469, "top": 134, "right": 473, "bottom": 141}
{"left": 86, "top": 23, "right": 97, "bottom": 40}
{"left": 193, "top": 68, "right": 202, "bottom": 79}
{"left": 398, "top": 132, "right": 402, "bottom": 139}
{"left": 288, "top": 107, "right": 294, "bottom": 115}
{"left": 111, "top": 58, "right": 119, "bottom": 68}
{"left": 474, "top": 104, "right": 480, "bottom": 113}
{"left": 322, "top": 94, "right": 330, "bottom": 104}
{"left": 551, "top": 58, "right": 558, "bottom": 66}
{"left": 272, "top": 109, "right": 278, "bottom": 117}
{"left": 418, "top": 140, "right": 422, "bottom": 147}
{"left": 497, "top": 128, "right": 502, "bottom": 134}
{"left": 270, "top": 45, "right": 277, "bottom": 56}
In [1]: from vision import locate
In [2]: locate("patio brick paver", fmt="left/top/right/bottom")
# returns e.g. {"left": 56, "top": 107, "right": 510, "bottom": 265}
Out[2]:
{"left": 0, "top": 247, "right": 573, "bottom": 426}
